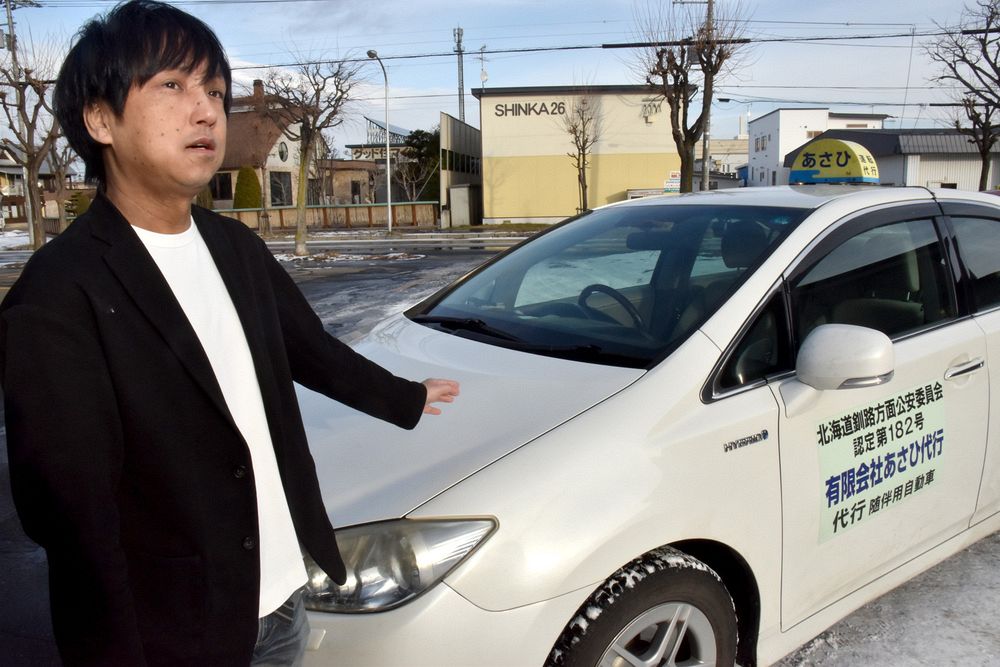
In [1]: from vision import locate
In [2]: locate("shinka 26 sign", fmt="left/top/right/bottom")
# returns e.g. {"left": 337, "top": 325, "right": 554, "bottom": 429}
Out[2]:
{"left": 494, "top": 101, "right": 568, "bottom": 117}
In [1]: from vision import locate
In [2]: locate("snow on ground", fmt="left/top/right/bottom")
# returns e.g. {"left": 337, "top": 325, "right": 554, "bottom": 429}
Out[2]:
{"left": 0, "top": 230, "right": 29, "bottom": 250}
{"left": 775, "top": 529, "right": 1000, "bottom": 665}
{"left": 273, "top": 251, "right": 425, "bottom": 263}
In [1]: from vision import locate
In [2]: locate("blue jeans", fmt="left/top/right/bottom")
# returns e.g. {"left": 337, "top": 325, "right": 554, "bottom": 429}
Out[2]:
{"left": 251, "top": 589, "right": 309, "bottom": 667}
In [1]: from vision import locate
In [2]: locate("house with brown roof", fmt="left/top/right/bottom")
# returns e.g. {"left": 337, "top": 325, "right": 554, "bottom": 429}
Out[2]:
{"left": 210, "top": 80, "right": 328, "bottom": 210}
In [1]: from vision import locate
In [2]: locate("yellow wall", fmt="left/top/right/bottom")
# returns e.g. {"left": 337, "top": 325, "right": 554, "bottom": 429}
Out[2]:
{"left": 484, "top": 152, "right": 681, "bottom": 220}
{"left": 478, "top": 88, "right": 682, "bottom": 222}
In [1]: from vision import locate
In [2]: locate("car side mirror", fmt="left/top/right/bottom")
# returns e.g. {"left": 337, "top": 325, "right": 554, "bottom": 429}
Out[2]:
{"left": 796, "top": 324, "right": 894, "bottom": 391}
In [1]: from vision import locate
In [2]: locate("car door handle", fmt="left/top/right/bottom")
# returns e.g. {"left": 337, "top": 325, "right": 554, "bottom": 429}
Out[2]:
{"left": 944, "top": 358, "right": 985, "bottom": 381}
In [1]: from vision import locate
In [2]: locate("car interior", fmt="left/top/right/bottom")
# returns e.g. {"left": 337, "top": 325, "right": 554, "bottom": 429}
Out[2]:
{"left": 793, "top": 221, "right": 953, "bottom": 342}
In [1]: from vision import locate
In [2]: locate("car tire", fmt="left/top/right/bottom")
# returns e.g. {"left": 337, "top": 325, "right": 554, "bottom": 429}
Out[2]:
{"left": 546, "top": 547, "right": 737, "bottom": 667}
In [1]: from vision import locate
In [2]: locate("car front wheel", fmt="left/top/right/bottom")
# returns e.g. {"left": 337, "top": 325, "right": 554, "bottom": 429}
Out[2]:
{"left": 546, "top": 547, "right": 737, "bottom": 667}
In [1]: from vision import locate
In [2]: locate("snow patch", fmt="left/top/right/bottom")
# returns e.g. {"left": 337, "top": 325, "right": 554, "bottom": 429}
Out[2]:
{"left": 0, "top": 229, "right": 29, "bottom": 250}
{"left": 275, "top": 251, "right": 426, "bottom": 263}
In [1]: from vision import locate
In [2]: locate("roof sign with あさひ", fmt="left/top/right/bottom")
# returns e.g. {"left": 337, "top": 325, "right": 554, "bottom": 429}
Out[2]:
{"left": 789, "top": 139, "right": 879, "bottom": 185}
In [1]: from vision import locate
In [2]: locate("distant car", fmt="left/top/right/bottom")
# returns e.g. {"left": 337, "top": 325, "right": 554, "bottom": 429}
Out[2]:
{"left": 297, "top": 185, "right": 1000, "bottom": 666}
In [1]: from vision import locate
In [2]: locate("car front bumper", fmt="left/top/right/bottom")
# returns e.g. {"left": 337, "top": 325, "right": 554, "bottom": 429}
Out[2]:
{"left": 303, "top": 580, "right": 591, "bottom": 666}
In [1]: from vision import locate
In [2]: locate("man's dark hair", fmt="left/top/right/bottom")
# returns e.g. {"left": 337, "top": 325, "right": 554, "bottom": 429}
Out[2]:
{"left": 54, "top": 0, "right": 232, "bottom": 185}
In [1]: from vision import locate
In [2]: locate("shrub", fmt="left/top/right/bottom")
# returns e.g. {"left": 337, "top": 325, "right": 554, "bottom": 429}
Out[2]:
{"left": 66, "top": 191, "right": 92, "bottom": 219}
{"left": 233, "top": 166, "right": 262, "bottom": 209}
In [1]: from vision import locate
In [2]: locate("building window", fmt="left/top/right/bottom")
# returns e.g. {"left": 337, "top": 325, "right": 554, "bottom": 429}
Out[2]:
{"left": 307, "top": 178, "right": 324, "bottom": 205}
{"left": 270, "top": 171, "right": 293, "bottom": 206}
{"left": 278, "top": 142, "right": 289, "bottom": 162}
{"left": 209, "top": 172, "right": 232, "bottom": 201}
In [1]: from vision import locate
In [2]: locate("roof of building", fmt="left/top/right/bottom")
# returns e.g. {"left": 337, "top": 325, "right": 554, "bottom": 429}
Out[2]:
{"left": 221, "top": 110, "right": 289, "bottom": 170}
{"left": 749, "top": 107, "right": 890, "bottom": 124}
{"left": 471, "top": 84, "right": 660, "bottom": 99}
{"left": 317, "top": 159, "right": 379, "bottom": 171}
{"left": 828, "top": 112, "right": 891, "bottom": 120}
{"left": 220, "top": 80, "right": 300, "bottom": 171}
{"left": 363, "top": 117, "right": 412, "bottom": 139}
{"left": 782, "top": 127, "right": 1000, "bottom": 167}
{"left": 0, "top": 146, "right": 71, "bottom": 177}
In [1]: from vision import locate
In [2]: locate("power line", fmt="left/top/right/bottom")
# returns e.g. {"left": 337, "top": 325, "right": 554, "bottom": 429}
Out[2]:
{"left": 230, "top": 25, "right": 963, "bottom": 72}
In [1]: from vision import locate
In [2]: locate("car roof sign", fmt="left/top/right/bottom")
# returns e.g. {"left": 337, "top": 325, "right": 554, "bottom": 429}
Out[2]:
{"left": 789, "top": 138, "right": 880, "bottom": 186}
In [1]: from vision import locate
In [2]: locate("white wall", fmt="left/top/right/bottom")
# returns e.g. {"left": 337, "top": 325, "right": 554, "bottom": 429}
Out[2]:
{"left": 827, "top": 115, "right": 883, "bottom": 130}
{"left": 748, "top": 110, "right": 886, "bottom": 187}
{"left": 919, "top": 155, "right": 995, "bottom": 190}
{"left": 749, "top": 109, "right": 829, "bottom": 187}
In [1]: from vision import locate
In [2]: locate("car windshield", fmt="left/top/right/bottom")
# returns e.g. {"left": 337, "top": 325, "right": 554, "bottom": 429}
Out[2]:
{"left": 409, "top": 202, "right": 809, "bottom": 368}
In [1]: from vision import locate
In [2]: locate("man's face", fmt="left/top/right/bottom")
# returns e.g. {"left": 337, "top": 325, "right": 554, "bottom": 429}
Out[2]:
{"left": 96, "top": 63, "right": 227, "bottom": 200}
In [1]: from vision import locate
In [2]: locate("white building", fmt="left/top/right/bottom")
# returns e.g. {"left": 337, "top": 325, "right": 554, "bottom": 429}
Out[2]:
{"left": 747, "top": 109, "right": 887, "bottom": 187}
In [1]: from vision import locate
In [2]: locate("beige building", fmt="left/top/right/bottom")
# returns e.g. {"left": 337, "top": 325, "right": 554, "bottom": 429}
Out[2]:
{"left": 472, "top": 85, "right": 682, "bottom": 224}
{"left": 439, "top": 112, "right": 482, "bottom": 227}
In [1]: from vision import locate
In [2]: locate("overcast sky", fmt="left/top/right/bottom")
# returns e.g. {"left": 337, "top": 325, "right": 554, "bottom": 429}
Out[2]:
{"left": 19, "top": 0, "right": 979, "bottom": 154}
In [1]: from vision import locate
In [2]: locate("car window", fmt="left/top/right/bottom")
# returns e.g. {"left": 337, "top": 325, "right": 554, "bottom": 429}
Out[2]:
{"left": 950, "top": 216, "right": 1000, "bottom": 311}
{"left": 791, "top": 218, "right": 954, "bottom": 343}
{"left": 414, "top": 204, "right": 809, "bottom": 368}
{"left": 717, "top": 292, "right": 792, "bottom": 391}
{"left": 514, "top": 243, "right": 660, "bottom": 310}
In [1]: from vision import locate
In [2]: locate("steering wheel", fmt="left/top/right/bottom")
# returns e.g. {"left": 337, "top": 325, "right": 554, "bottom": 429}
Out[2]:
{"left": 577, "top": 284, "right": 644, "bottom": 330}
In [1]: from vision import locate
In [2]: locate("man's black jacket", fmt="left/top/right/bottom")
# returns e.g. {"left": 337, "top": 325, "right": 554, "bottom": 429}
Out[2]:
{"left": 0, "top": 196, "right": 426, "bottom": 665}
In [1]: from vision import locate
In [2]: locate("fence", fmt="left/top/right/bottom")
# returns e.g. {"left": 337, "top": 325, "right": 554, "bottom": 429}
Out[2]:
{"left": 217, "top": 202, "right": 439, "bottom": 231}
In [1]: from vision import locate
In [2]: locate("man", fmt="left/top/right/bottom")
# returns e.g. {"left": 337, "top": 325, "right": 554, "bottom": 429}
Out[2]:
{"left": 0, "top": 1, "right": 459, "bottom": 665}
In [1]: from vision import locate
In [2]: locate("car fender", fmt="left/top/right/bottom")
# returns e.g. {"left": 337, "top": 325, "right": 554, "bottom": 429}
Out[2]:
{"left": 410, "top": 331, "right": 782, "bottom": 621}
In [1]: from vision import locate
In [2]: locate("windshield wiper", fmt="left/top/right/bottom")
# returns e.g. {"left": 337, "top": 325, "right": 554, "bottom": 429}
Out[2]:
{"left": 408, "top": 315, "right": 520, "bottom": 342}
{"left": 409, "top": 316, "right": 651, "bottom": 368}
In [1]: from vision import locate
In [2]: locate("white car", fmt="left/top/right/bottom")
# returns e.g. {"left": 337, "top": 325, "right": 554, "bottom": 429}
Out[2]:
{"left": 298, "top": 185, "right": 1000, "bottom": 666}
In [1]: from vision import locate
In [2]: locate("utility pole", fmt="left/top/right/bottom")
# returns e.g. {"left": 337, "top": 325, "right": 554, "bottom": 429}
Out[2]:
{"left": 3, "top": 0, "right": 32, "bottom": 246}
{"left": 700, "top": 0, "right": 713, "bottom": 192}
{"left": 454, "top": 27, "right": 465, "bottom": 122}
{"left": 479, "top": 45, "right": 488, "bottom": 89}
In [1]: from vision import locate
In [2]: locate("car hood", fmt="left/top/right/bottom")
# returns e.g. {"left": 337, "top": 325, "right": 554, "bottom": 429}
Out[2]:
{"left": 297, "top": 314, "right": 645, "bottom": 527}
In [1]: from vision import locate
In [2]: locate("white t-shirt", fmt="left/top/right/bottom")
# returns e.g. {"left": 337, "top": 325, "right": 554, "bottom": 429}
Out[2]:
{"left": 132, "top": 220, "right": 307, "bottom": 617}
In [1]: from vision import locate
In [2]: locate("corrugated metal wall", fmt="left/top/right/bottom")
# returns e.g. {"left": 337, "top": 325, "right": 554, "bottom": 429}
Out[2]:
{"left": 918, "top": 155, "right": 995, "bottom": 190}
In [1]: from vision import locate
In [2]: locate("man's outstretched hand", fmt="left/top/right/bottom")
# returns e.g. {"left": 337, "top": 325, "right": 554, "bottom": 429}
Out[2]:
{"left": 422, "top": 379, "right": 460, "bottom": 415}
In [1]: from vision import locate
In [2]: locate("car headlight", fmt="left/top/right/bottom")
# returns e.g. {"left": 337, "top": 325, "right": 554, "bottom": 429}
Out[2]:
{"left": 304, "top": 518, "right": 496, "bottom": 613}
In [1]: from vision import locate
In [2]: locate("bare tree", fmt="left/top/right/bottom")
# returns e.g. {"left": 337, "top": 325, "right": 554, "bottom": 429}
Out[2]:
{"left": 927, "top": 0, "right": 1000, "bottom": 190}
{"left": 0, "top": 32, "right": 62, "bottom": 249}
{"left": 562, "top": 93, "right": 603, "bottom": 214}
{"left": 260, "top": 55, "right": 361, "bottom": 255}
{"left": 957, "top": 97, "right": 999, "bottom": 191}
{"left": 633, "top": 0, "right": 749, "bottom": 193}
{"left": 48, "top": 137, "right": 76, "bottom": 232}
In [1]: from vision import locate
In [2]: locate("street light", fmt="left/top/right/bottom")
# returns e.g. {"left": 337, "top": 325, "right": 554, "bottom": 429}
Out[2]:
{"left": 367, "top": 49, "right": 392, "bottom": 234}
